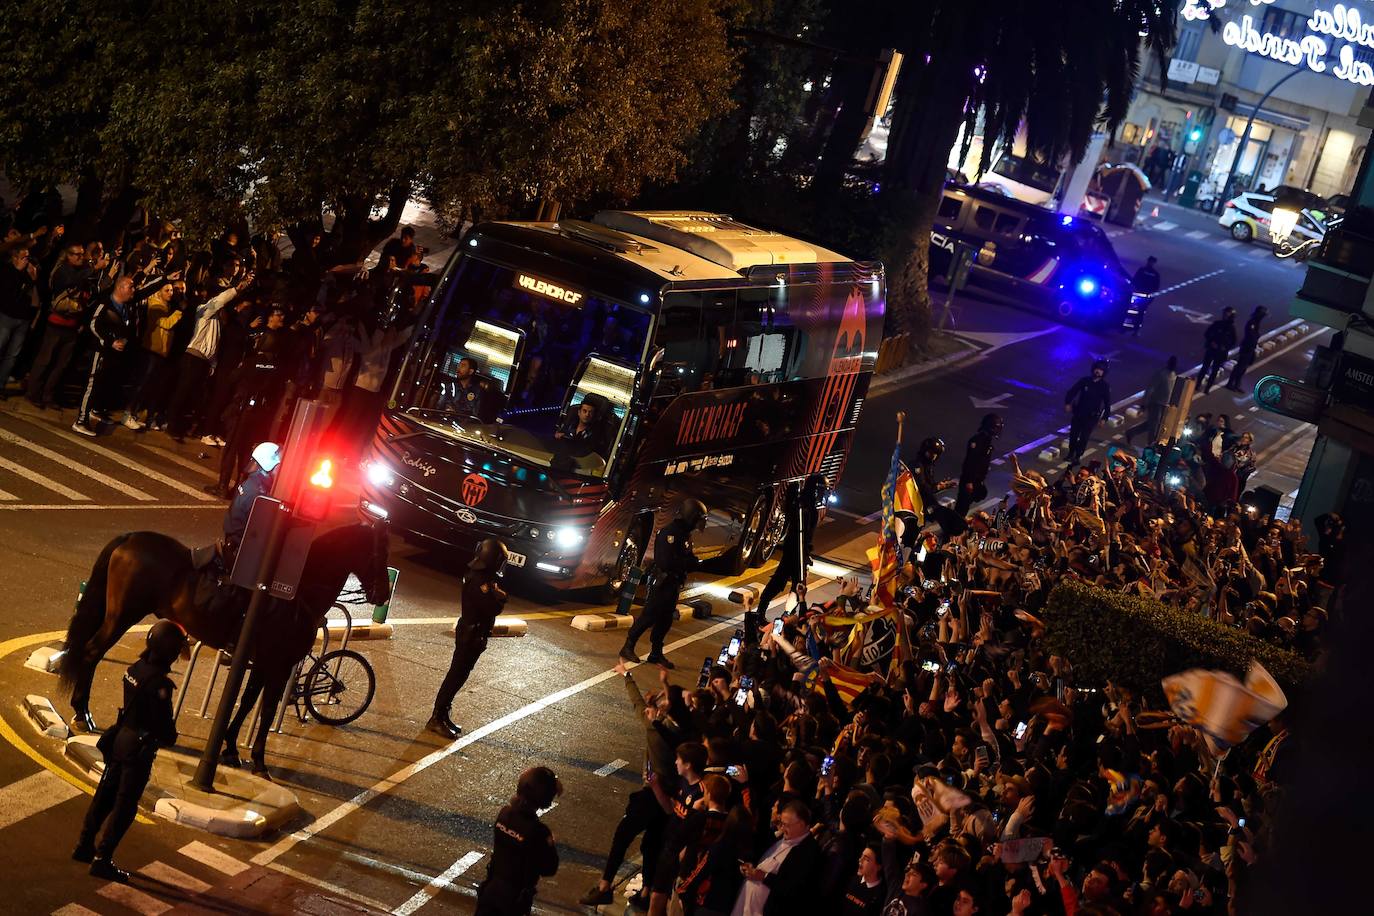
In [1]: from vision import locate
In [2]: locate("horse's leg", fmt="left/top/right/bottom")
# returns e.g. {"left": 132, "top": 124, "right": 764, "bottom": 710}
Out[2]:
{"left": 221, "top": 667, "right": 264, "bottom": 768}
{"left": 71, "top": 608, "right": 145, "bottom": 733}
{"left": 249, "top": 668, "right": 291, "bottom": 779}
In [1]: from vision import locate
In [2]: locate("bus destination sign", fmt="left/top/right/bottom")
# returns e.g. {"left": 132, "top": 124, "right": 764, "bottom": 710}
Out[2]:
{"left": 515, "top": 272, "right": 584, "bottom": 305}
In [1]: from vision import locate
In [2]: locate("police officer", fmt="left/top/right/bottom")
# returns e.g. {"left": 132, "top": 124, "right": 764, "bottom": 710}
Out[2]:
{"left": 620, "top": 498, "right": 705, "bottom": 668}
{"left": 755, "top": 475, "right": 824, "bottom": 627}
{"left": 221, "top": 441, "right": 280, "bottom": 569}
{"left": 1064, "top": 359, "right": 1112, "bottom": 466}
{"left": 428, "top": 538, "right": 509, "bottom": 739}
{"left": 474, "top": 766, "right": 562, "bottom": 915}
{"left": 73, "top": 620, "right": 185, "bottom": 883}
{"left": 956, "top": 413, "right": 1002, "bottom": 515}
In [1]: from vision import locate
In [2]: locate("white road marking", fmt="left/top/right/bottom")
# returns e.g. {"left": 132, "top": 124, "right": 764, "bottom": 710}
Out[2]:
{"left": 44, "top": 427, "right": 216, "bottom": 501}
{"left": 0, "top": 503, "right": 216, "bottom": 511}
{"left": 392, "top": 851, "right": 485, "bottom": 916}
{"left": 265, "top": 863, "right": 394, "bottom": 912}
{"left": 1185, "top": 229, "right": 1209, "bottom": 239}
{"left": 1219, "top": 239, "right": 1241, "bottom": 249}
{"left": 252, "top": 613, "right": 753, "bottom": 869}
{"left": 138, "top": 446, "right": 217, "bottom": 480}
{"left": 139, "top": 860, "right": 212, "bottom": 894}
{"left": 178, "top": 841, "right": 248, "bottom": 876}
{"left": 1152, "top": 220, "right": 1178, "bottom": 231}
{"left": 0, "top": 487, "right": 16, "bottom": 501}
{"left": 594, "top": 758, "right": 630, "bottom": 777}
{"left": 96, "top": 883, "right": 171, "bottom": 915}
{"left": 0, "top": 770, "right": 83, "bottom": 831}
{"left": 1248, "top": 405, "right": 1259, "bottom": 412}
{"left": 0, "top": 455, "right": 91, "bottom": 501}
{"left": 52, "top": 905, "right": 101, "bottom": 916}
{"left": 0, "top": 430, "right": 153, "bottom": 500}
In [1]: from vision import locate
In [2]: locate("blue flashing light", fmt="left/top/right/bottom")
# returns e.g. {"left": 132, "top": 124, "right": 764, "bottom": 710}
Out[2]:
{"left": 1060, "top": 214, "right": 1074, "bottom": 226}
{"left": 639, "top": 293, "right": 651, "bottom": 305}
{"left": 1076, "top": 276, "right": 1100, "bottom": 297}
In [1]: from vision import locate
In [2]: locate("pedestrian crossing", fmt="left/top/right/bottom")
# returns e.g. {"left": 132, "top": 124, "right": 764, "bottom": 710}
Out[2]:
{"left": 0, "top": 405, "right": 220, "bottom": 509}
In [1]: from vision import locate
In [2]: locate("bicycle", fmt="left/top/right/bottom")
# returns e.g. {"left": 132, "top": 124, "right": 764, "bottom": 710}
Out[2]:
{"left": 289, "top": 601, "right": 376, "bottom": 726}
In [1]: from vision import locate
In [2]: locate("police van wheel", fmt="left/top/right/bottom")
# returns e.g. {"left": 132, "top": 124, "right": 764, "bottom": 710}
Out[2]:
{"left": 1230, "top": 221, "right": 1253, "bottom": 242}
{"left": 730, "top": 491, "right": 774, "bottom": 575}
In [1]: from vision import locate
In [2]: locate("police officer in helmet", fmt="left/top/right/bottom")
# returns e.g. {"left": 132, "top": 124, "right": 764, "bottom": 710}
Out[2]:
{"left": 74, "top": 620, "right": 185, "bottom": 882}
{"left": 428, "top": 538, "right": 509, "bottom": 738}
{"left": 221, "top": 441, "right": 281, "bottom": 570}
{"left": 475, "top": 766, "right": 562, "bottom": 915}
{"left": 620, "top": 498, "right": 705, "bottom": 668}
{"left": 755, "top": 475, "right": 825, "bottom": 632}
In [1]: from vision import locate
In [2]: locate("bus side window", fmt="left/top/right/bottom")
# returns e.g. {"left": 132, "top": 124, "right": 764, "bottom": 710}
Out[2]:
{"left": 736, "top": 287, "right": 800, "bottom": 383}
{"left": 653, "top": 297, "right": 702, "bottom": 396}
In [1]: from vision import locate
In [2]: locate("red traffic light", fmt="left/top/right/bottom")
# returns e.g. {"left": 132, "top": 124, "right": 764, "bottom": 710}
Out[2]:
{"left": 295, "top": 456, "right": 335, "bottom": 522}
{"left": 309, "top": 458, "right": 335, "bottom": 489}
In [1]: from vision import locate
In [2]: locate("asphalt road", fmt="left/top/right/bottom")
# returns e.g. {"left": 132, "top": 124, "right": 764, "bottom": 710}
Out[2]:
{"left": 0, "top": 197, "right": 1325, "bottom": 914}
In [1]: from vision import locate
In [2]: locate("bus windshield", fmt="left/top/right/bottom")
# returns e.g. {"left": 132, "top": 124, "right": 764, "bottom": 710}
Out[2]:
{"left": 393, "top": 256, "right": 652, "bottom": 478}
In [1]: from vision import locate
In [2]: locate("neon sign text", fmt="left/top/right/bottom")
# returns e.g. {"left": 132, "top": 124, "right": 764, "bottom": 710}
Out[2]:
{"left": 1222, "top": 13, "right": 1374, "bottom": 86}
{"left": 1309, "top": 4, "right": 1374, "bottom": 48}
{"left": 515, "top": 272, "right": 584, "bottom": 305}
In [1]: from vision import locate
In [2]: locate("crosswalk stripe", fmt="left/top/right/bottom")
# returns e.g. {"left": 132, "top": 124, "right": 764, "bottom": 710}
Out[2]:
{"left": 44, "top": 427, "right": 215, "bottom": 501}
{"left": 1185, "top": 229, "right": 1209, "bottom": 239}
{"left": 1153, "top": 220, "right": 1177, "bottom": 231}
{"left": 0, "top": 486, "right": 16, "bottom": 500}
{"left": 0, "top": 455, "right": 91, "bottom": 501}
{"left": 1219, "top": 239, "right": 1240, "bottom": 249}
{"left": 52, "top": 905, "right": 101, "bottom": 916}
{"left": 139, "top": 860, "right": 213, "bottom": 894}
{"left": 141, "top": 446, "right": 217, "bottom": 480}
{"left": 178, "top": 841, "right": 248, "bottom": 876}
{"left": 96, "top": 883, "right": 171, "bottom": 915}
{"left": 0, "top": 770, "right": 84, "bottom": 831}
{"left": 0, "top": 429, "right": 154, "bottom": 500}
{"left": 392, "top": 851, "right": 485, "bottom": 916}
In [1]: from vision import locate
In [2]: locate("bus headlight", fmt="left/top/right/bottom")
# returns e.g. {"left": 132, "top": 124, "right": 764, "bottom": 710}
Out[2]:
{"left": 554, "top": 527, "right": 585, "bottom": 549}
{"left": 364, "top": 460, "right": 395, "bottom": 487}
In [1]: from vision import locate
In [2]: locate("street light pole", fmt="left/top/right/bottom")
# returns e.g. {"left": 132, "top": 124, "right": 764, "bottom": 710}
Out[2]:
{"left": 1219, "top": 67, "right": 1303, "bottom": 200}
{"left": 190, "top": 501, "right": 290, "bottom": 791}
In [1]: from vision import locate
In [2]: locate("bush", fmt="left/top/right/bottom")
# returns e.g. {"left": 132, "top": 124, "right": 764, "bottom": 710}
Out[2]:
{"left": 1041, "top": 580, "right": 1312, "bottom": 696}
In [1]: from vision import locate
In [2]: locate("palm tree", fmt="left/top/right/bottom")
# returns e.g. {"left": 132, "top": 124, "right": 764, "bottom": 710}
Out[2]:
{"left": 878, "top": 1, "right": 1179, "bottom": 342}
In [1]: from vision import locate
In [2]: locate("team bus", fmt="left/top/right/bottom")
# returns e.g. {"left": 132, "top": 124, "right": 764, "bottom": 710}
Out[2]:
{"left": 928, "top": 182, "right": 1134, "bottom": 328}
{"left": 360, "top": 211, "right": 884, "bottom": 594}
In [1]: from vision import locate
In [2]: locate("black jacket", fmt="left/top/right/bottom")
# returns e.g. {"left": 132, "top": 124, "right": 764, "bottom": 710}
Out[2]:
{"left": 1237, "top": 314, "right": 1264, "bottom": 353}
{"left": 959, "top": 430, "right": 995, "bottom": 484}
{"left": 651, "top": 518, "right": 701, "bottom": 586}
{"left": 1203, "top": 316, "right": 1237, "bottom": 354}
{"left": 224, "top": 468, "right": 272, "bottom": 547}
{"left": 761, "top": 834, "right": 826, "bottom": 916}
{"left": 475, "top": 798, "right": 558, "bottom": 915}
{"left": 104, "top": 657, "right": 178, "bottom": 763}
{"left": 1065, "top": 375, "right": 1112, "bottom": 422}
{"left": 458, "top": 571, "right": 508, "bottom": 637}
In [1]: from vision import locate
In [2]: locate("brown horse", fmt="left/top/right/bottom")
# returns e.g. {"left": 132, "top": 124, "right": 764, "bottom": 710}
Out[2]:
{"left": 58, "top": 522, "right": 391, "bottom": 776}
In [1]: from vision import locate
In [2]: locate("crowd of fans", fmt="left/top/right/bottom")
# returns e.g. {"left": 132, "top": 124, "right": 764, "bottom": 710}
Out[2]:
{"left": 582, "top": 422, "right": 1341, "bottom": 916}
{"left": 0, "top": 198, "right": 428, "bottom": 495}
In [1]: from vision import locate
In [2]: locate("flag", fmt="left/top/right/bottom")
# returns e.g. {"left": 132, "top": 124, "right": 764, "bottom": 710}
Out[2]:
{"left": 866, "top": 440, "right": 912, "bottom": 670}
{"left": 1162, "top": 661, "right": 1287, "bottom": 751}
{"left": 825, "top": 658, "right": 878, "bottom": 707}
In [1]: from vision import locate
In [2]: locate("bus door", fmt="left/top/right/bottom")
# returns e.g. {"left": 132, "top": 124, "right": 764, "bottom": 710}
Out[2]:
{"left": 549, "top": 355, "right": 638, "bottom": 478}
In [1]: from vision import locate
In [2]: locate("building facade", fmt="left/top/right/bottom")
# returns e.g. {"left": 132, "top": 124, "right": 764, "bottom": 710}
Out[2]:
{"left": 1112, "top": 0, "right": 1372, "bottom": 203}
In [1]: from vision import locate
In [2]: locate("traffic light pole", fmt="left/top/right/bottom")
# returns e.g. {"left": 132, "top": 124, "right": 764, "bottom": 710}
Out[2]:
{"left": 191, "top": 501, "right": 290, "bottom": 791}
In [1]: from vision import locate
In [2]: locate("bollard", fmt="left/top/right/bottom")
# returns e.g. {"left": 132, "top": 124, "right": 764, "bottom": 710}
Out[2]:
{"left": 614, "top": 566, "right": 644, "bottom": 618}
{"left": 372, "top": 567, "right": 400, "bottom": 623}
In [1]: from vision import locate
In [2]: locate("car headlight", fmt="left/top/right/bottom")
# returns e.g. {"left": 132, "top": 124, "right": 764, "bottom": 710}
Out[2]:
{"left": 554, "top": 527, "right": 585, "bottom": 549}
{"left": 364, "top": 460, "right": 395, "bottom": 487}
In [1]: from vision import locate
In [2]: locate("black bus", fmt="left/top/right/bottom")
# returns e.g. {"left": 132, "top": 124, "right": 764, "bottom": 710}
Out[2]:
{"left": 361, "top": 211, "right": 884, "bottom": 594}
{"left": 928, "top": 183, "right": 1133, "bottom": 327}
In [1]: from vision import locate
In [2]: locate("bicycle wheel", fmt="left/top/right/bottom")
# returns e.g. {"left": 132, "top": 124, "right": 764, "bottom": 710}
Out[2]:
{"left": 304, "top": 649, "right": 375, "bottom": 726}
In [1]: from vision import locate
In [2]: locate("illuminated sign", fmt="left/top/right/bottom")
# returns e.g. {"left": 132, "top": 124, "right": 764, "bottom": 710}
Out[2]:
{"left": 514, "top": 272, "right": 584, "bottom": 305}
{"left": 1223, "top": 13, "right": 1374, "bottom": 85}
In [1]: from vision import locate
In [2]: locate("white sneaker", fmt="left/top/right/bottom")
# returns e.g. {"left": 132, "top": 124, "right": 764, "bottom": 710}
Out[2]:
{"left": 213, "top": 436, "right": 227, "bottom": 447}
{"left": 201, "top": 435, "right": 221, "bottom": 447}
{"left": 122, "top": 413, "right": 146, "bottom": 430}
{"left": 71, "top": 421, "right": 98, "bottom": 438}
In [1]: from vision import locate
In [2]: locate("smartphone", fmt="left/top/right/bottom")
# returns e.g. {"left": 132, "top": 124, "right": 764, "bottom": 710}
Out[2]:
{"left": 739, "top": 675, "right": 754, "bottom": 690}
{"left": 921, "top": 660, "right": 942, "bottom": 674}
{"left": 916, "top": 544, "right": 928, "bottom": 563}
{"left": 772, "top": 618, "right": 784, "bottom": 636}
{"left": 1238, "top": 817, "right": 1247, "bottom": 828}
{"left": 945, "top": 661, "right": 959, "bottom": 675}
{"left": 717, "top": 647, "right": 730, "bottom": 665}
{"left": 975, "top": 746, "right": 989, "bottom": 768}
{"left": 733, "top": 688, "right": 749, "bottom": 707}
{"left": 727, "top": 636, "right": 741, "bottom": 658}
{"left": 725, "top": 764, "right": 741, "bottom": 778}
{"left": 921, "top": 579, "right": 938, "bottom": 590}
{"left": 1014, "top": 721, "right": 1029, "bottom": 740}
{"left": 697, "top": 658, "right": 712, "bottom": 689}
{"left": 821, "top": 755, "right": 835, "bottom": 776}
{"left": 937, "top": 600, "right": 951, "bottom": 618}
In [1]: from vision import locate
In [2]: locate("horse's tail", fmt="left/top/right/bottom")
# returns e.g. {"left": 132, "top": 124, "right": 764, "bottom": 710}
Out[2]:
{"left": 58, "top": 534, "right": 128, "bottom": 692}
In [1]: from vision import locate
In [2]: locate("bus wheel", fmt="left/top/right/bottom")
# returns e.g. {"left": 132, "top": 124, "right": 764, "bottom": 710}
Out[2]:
{"left": 602, "top": 520, "right": 648, "bottom": 604}
{"left": 730, "top": 491, "right": 775, "bottom": 575}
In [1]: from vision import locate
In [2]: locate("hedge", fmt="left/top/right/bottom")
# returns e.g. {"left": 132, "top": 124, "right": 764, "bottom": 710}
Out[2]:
{"left": 1041, "top": 580, "right": 1312, "bottom": 696}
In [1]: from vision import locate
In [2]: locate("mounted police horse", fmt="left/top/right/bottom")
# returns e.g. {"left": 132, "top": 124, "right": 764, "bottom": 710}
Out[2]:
{"left": 58, "top": 522, "right": 391, "bottom": 777}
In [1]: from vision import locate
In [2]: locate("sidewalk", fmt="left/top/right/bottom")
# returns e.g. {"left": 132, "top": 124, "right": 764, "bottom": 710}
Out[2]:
{"left": 165, "top": 865, "right": 386, "bottom": 914}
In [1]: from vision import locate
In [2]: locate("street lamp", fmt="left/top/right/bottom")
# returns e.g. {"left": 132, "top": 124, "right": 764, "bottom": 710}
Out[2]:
{"left": 1269, "top": 185, "right": 1305, "bottom": 243}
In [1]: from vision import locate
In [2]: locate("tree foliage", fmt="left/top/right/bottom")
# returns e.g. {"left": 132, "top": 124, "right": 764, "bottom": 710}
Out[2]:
{"left": 0, "top": 0, "right": 735, "bottom": 247}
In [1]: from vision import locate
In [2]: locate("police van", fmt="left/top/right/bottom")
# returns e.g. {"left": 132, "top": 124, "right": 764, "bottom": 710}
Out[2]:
{"left": 929, "top": 183, "right": 1133, "bottom": 327}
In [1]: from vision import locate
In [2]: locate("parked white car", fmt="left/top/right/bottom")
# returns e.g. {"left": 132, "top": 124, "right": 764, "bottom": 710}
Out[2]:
{"left": 1218, "top": 191, "right": 1327, "bottom": 244}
